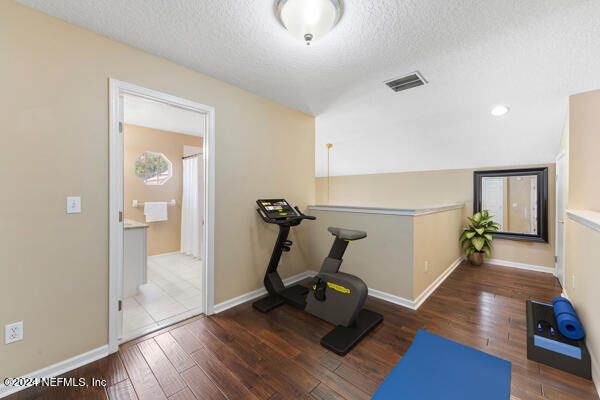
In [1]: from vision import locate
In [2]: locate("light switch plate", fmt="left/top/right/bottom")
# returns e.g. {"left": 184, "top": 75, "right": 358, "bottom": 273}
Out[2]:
{"left": 66, "top": 196, "right": 81, "bottom": 214}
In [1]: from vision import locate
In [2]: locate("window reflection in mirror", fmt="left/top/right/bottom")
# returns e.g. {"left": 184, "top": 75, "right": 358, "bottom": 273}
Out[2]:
{"left": 481, "top": 175, "right": 538, "bottom": 235}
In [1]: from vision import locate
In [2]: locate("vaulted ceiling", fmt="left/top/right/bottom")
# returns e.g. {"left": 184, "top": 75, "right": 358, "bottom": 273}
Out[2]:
{"left": 17, "top": 0, "right": 600, "bottom": 176}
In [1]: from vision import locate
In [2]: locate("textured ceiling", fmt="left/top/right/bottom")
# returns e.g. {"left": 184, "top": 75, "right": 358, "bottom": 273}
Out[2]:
{"left": 16, "top": 0, "right": 600, "bottom": 176}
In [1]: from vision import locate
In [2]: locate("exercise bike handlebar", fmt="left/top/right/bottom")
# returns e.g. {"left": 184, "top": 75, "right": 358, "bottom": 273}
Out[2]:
{"left": 256, "top": 206, "right": 316, "bottom": 225}
{"left": 294, "top": 206, "right": 316, "bottom": 220}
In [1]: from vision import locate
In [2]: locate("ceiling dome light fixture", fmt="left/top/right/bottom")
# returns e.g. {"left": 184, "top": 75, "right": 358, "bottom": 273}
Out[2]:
{"left": 491, "top": 104, "right": 510, "bottom": 117}
{"left": 275, "top": 0, "right": 344, "bottom": 45}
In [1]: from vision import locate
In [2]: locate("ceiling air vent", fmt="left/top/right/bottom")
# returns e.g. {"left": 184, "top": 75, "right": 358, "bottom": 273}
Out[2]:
{"left": 384, "top": 72, "right": 427, "bottom": 92}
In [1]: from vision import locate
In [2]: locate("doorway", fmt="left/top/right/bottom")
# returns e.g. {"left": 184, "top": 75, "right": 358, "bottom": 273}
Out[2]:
{"left": 481, "top": 177, "right": 505, "bottom": 230}
{"left": 108, "top": 79, "right": 215, "bottom": 353}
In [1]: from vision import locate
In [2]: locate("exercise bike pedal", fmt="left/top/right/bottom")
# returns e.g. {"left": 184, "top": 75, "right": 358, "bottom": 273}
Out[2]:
{"left": 253, "top": 294, "right": 286, "bottom": 312}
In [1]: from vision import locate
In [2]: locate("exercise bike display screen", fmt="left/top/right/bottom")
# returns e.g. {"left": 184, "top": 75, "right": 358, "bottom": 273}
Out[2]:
{"left": 257, "top": 199, "right": 297, "bottom": 219}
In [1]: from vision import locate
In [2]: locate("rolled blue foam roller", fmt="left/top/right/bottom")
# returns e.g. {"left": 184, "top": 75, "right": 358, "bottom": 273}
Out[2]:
{"left": 552, "top": 297, "right": 585, "bottom": 340}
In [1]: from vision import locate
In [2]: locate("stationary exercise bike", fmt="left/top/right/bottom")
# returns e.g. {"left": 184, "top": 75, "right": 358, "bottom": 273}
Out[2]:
{"left": 253, "top": 199, "right": 383, "bottom": 355}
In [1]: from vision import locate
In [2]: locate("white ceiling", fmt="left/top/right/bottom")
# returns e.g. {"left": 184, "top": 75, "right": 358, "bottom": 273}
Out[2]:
{"left": 124, "top": 95, "right": 205, "bottom": 136}
{"left": 17, "top": 0, "right": 600, "bottom": 176}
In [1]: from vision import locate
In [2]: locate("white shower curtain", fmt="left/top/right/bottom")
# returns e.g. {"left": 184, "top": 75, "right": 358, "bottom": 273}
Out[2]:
{"left": 180, "top": 154, "right": 203, "bottom": 258}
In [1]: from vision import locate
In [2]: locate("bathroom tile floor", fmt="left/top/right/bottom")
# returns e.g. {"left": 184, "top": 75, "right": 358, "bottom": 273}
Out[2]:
{"left": 122, "top": 252, "right": 203, "bottom": 342}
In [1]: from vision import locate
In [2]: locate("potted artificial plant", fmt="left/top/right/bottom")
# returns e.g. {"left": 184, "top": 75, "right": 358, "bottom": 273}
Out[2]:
{"left": 459, "top": 210, "right": 499, "bottom": 266}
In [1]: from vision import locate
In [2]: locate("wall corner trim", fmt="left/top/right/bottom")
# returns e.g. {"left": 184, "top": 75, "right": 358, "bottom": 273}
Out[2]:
{"left": 0, "top": 345, "right": 109, "bottom": 398}
{"left": 561, "top": 292, "right": 600, "bottom": 397}
{"left": 567, "top": 209, "right": 600, "bottom": 233}
{"left": 413, "top": 256, "right": 465, "bottom": 309}
{"left": 486, "top": 258, "right": 555, "bottom": 274}
{"left": 307, "top": 203, "right": 465, "bottom": 216}
{"left": 213, "top": 271, "right": 316, "bottom": 314}
{"left": 369, "top": 256, "right": 465, "bottom": 310}
{"left": 591, "top": 344, "right": 600, "bottom": 399}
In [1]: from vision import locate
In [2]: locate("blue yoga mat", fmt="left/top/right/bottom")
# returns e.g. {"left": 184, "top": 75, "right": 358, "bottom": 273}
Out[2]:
{"left": 373, "top": 330, "right": 511, "bottom": 400}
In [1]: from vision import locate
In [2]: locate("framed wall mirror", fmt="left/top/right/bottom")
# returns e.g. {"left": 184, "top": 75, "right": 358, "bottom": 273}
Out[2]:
{"left": 474, "top": 167, "right": 548, "bottom": 243}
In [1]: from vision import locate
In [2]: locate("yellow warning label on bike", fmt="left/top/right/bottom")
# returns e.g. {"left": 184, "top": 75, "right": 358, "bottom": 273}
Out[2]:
{"left": 327, "top": 282, "right": 350, "bottom": 294}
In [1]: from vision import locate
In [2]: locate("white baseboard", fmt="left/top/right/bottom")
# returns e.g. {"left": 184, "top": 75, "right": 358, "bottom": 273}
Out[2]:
{"left": 0, "top": 345, "right": 109, "bottom": 398}
{"left": 590, "top": 344, "right": 600, "bottom": 398}
{"left": 486, "top": 258, "right": 555, "bottom": 274}
{"left": 369, "top": 256, "right": 464, "bottom": 310}
{"left": 413, "top": 256, "right": 464, "bottom": 309}
{"left": 213, "top": 270, "right": 316, "bottom": 314}
{"left": 217, "top": 256, "right": 465, "bottom": 315}
{"left": 369, "top": 256, "right": 554, "bottom": 310}
{"left": 214, "top": 269, "right": 419, "bottom": 312}
{"left": 213, "top": 268, "right": 419, "bottom": 312}
{"left": 368, "top": 288, "right": 416, "bottom": 309}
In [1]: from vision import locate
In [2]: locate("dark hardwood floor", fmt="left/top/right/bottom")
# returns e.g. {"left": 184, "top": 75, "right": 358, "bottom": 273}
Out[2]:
{"left": 8, "top": 262, "right": 599, "bottom": 400}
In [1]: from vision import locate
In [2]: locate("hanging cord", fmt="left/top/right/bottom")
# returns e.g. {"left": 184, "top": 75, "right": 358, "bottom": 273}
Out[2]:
{"left": 326, "top": 143, "right": 333, "bottom": 204}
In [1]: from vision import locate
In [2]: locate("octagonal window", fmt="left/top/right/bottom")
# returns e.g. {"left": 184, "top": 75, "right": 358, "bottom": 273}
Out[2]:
{"left": 134, "top": 152, "right": 172, "bottom": 185}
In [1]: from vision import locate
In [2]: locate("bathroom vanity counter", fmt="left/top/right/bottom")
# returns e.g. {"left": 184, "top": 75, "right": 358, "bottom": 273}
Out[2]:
{"left": 124, "top": 219, "right": 149, "bottom": 229}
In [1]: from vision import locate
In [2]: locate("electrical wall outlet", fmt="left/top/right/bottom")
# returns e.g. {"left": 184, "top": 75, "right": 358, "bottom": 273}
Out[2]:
{"left": 5, "top": 321, "right": 23, "bottom": 344}
{"left": 424, "top": 261, "right": 429, "bottom": 273}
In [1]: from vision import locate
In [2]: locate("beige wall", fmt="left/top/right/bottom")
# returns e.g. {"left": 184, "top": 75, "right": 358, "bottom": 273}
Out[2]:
{"left": 507, "top": 176, "right": 537, "bottom": 234}
{"left": 302, "top": 210, "right": 415, "bottom": 299}
{"left": 569, "top": 90, "right": 600, "bottom": 211}
{"left": 302, "top": 208, "right": 463, "bottom": 301}
{"left": 564, "top": 89, "right": 600, "bottom": 388}
{"left": 316, "top": 163, "right": 556, "bottom": 268}
{"left": 565, "top": 220, "right": 600, "bottom": 384}
{"left": 316, "top": 168, "right": 473, "bottom": 209}
{"left": 413, "top": 209, "right": 463, "bottom": 297}
{"left": 0, "top": 1, "right": 314, "bottom": 379}
{"left": 124, "top": 124, "right": 203, "bottom": 256}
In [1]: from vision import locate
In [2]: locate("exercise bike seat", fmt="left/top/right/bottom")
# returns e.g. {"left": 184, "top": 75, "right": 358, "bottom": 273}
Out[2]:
{"left": 328, "top": 227, "right": 367, "bottom": 241}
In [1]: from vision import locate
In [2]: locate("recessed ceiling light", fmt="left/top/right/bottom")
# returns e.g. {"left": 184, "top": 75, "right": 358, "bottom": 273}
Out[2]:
{"left": 491, "top": 104, "right": 510, "bottom": 117}
{"left": 275, "top": 0, "right": 344, "bottom": 45}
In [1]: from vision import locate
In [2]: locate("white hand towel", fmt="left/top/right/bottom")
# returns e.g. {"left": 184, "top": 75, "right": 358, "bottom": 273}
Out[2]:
{"left": 144, "top": 202, "right": 168, "bottom": 222}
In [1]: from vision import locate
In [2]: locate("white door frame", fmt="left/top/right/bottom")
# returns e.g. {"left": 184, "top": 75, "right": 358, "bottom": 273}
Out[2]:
{"left": 108, "top": 79, "right": 216, "bottom": 353}
{"left": 555, "top": 150, "right": 567, "bottom": 284}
